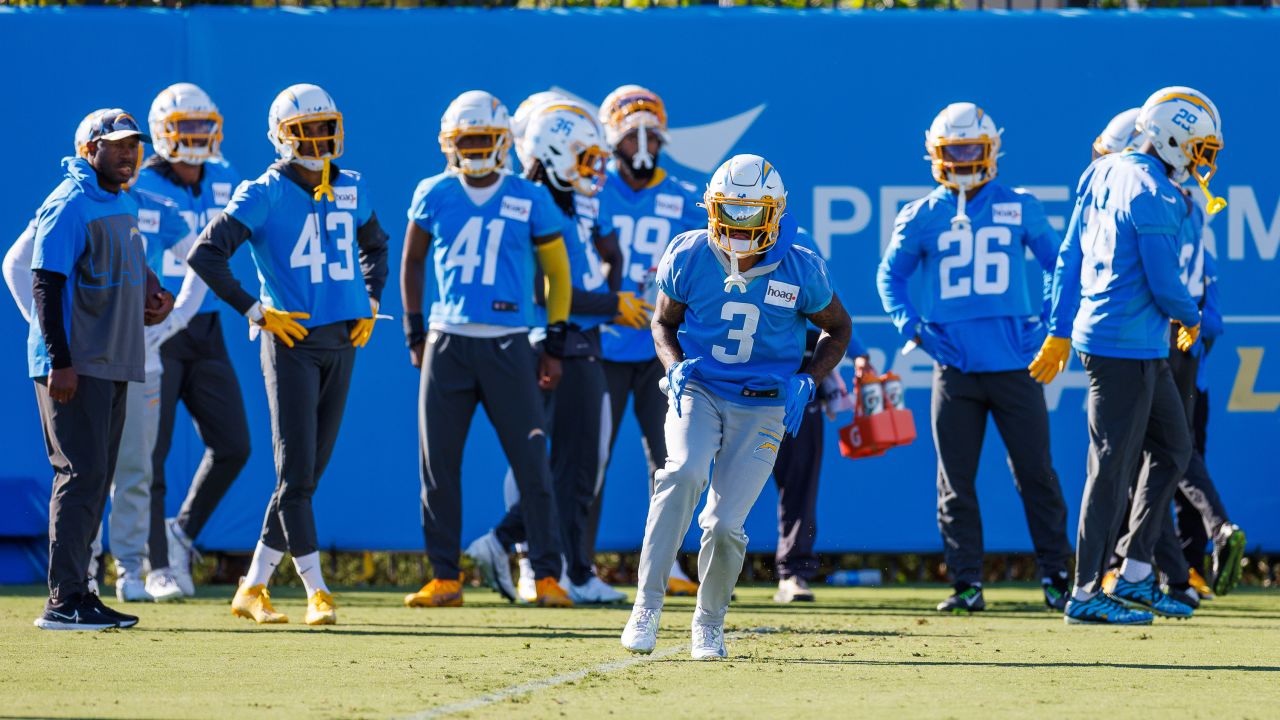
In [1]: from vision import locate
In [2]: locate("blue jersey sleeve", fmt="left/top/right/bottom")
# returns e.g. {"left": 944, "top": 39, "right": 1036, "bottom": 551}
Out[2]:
{"left": 31, "top": 194, "right": 84, "bottom": 276}
{"left": 134, "top": 188, "right": 189, "bottom": 253}
{"left": 224, "top": 179, "right": 270, "bottom": 236}
{"left": 876, "top": 202, "right": 925, "bottom": 339}
{"left": 529, "top": 185, "right": 562, "bottom": 239}
{"left": 353, "top": 173, "right": 373, "bottom": 227}
{"left": 846, "top": 324, "right": 868, "bottom": 358}
{"left": 656, "top": 235, "right": 691, "bottom": 304}
{"left": 1019, "top": 191, "right": 1061, "bottom": 319}
{"left": 1201, "top": 252, "right": 1224, "bottom": 340}
{"left": 407, "top": 179, "right": 433, "bottom": 234}
{"left": 1132, "top": 191, "right": 1200, "bottom": 327}
{"left": 1128, "top": 187, "right": 1181, "bottom": 236}
{"left": 593, "top": 194, "right": 615, "bottom": 238}
{"left": 795, "top": 247, "right": 834, "bottom": 316}
{"left": 679, "top": 181, "right": 705, "bottom": 233}
{"left": 1048, "top": 195, "right": 1086, "bottom": 338}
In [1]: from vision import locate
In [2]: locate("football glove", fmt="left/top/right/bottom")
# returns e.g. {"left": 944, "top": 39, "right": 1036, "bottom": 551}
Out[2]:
{"left": 350, "top": 299, "right": 378, "bottom": 348}
{"left": 783, "top": 373, "right": 816, "bottom": 437}
{"left": 253, "top": 305, "right": 310, "bottom": 348}
{"left": 1028, "top": 335, "right": 1072, "bottom": 384}
{"left": 614, "top": 291, "right": 654, "bottom": 330}
{"left": 1176, "top": 322, "right": 1201, "bottom": 352}
{"left": 661, "top": 357, "right": 702, "bottom": 418}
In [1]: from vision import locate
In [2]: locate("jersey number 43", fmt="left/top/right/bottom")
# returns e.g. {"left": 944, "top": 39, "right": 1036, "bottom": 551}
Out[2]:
{"left": 291, "top": 211, "right": 356, "bottom": 284}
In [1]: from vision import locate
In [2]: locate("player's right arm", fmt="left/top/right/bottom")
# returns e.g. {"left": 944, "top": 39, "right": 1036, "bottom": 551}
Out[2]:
{"left": 651, "top": 291, "right": 686, "bottom": 372}
{"left": 30, "top": 195, "right": 86, "bottom": 403}
{"left": 400, "top": 220, "right": 430, "bottom": 368}
{"left": 187, "top": 181, "right": 262, "bottom": 316}
{"left": 875, "top": 203, "right": 925, "bottom": 341}
{"left": 1031, "top": 194, "right": 1086, "bottom": 383}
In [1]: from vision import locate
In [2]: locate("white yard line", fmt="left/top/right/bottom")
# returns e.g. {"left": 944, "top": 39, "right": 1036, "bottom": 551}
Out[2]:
{"left": 399, "top": 629, "right": 774, "bottom": 720}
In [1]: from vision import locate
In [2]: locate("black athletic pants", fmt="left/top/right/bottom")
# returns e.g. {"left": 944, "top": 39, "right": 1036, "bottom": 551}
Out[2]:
{"left": 772, "top": 396, "right": 824, "bottom": 581}
{"left": 931, "top": 366, "right": 1072, "bottom": 586}
{"left": 35, "top": 375, "right": 127, "bottom": 602}
{"left": 258, "top": 322, "right": 354, "bottom": 556}
{"left": 1178, "top": 387, "right": 1216, "bottom": 574}
{"left": 150, "top": 312, "right": 251, "bottom": 567}
{"left": 420, "top": 331, "right": 564, "bottom": 581}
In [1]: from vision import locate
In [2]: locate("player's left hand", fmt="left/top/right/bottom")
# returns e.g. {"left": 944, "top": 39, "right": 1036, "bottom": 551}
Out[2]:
{"left": 1028, "top": 335, "right": 1072, "bottom": 384}
{"left": 784, "top": 373, "right": 816, "bottom": 436}
{"left": 350, "top": 299, "right": 378, "bottom": 348}
{"left": 1176, "top": 322, "right": 1201, "bottom": 352}
{"left": 613, "top": 291, "right": 654, "bottom": 329}
{"left": 144, "top": 286, "right": 174, "bottom": 326}
{"left": 661, "top": 357, "right": 702, "bottom": 417}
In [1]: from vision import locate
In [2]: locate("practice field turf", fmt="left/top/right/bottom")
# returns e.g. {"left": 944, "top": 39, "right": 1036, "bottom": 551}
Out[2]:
{"left": 2, "top": 584, "right": 1277, "bottom": 719}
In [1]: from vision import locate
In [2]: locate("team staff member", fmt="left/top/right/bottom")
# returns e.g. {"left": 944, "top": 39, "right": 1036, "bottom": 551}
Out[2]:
{"left": 190, "top": 84, "right": 388, "bottom": 626}
{"left": 592, "top": 85, "right": 704, "bottom": 596}
{"left": 1033, "top": 86, "right": 1224, "bottom": 624}
{"left": 135, "top": 83, "right": 251, "bottom": 598}
{"left": 877, "top": 102, "right": 1073, "bottom": 613}
{"left": 30, "top": 109, "right": 174, "bottom": 630}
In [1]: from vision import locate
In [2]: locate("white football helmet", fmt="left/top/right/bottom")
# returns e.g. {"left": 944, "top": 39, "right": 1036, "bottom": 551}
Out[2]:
{"left": 149, "top": 83, "right": 223, "bottom": 164}
{"left": 599, "top": 85, "right": 668, "bottom": 171}
{"left": 512, "top": 91, "right": 569, "bottom": 170}
{"left": 704, "top": 154, "right": 786, "bottom": 258}
{"left": 925, "top": 102, "right": 1002, "bottom": 191}
{"left": 440, "top": 90, "right": 511, "bottom": 177}
{"left": 1093, "top": 107, "right": 1140, "bottom": 158}
{"left": 521, "top": 103, "right": 609, "bottom": 197}
{"left": 1135, "top": 86, "right": 1225, "bottom": 213}
{"left": 267, "top": 83, "right": 343, "bottom": 172}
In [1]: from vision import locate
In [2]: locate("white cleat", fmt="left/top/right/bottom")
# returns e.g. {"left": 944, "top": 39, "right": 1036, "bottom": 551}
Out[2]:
{"left": 516, "top": 556, "right": 537, "bottom": 604}
{"left": 691, "top": 620, "right": 727, "bottom": 660}
{"left": 166, "top": 519, "right": 196, "bottom": 597}
{"left": 570, "top": 575, "right": 628, "bottom": 604}
{"left": 145, "top": 569, "right": 184, "bottom": 603}
{"left": 773, "top": 576, "right": 815, "bottom": 603}
{"left": 465, "top": 531, "right": 517, "bottom": 603}
{"left": 621, "top": 607, "right": 661, "bottom": 654}
{"left": 115, "top": 572, "right": 151, "bottom": 602}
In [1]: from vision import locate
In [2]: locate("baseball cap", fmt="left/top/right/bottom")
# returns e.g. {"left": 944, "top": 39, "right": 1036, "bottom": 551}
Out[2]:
{"left": 86, "top": 109, "right": 150, "bottom": 143}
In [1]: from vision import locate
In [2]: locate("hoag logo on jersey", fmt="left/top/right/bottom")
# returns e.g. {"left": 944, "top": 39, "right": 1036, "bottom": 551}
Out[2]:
{"left": 654, "top": 193, "right": 684, "bottom": 219}
{"left": 137, "top": 208, "right": 161, "bottom": 234}
{"left": 500, "top": 196, "right": 532, "bottom": 223}
{"left": 764, "top": 279, "right": 800, "bottom": 308}
{"left": 992, "top": 202, "right": 1022, "bottom": 225}
{"left": 212, "top": 182, "right": 233, "bottom": 206}
{"left": 334, "top": 186, "right": 358, "bottom": 210}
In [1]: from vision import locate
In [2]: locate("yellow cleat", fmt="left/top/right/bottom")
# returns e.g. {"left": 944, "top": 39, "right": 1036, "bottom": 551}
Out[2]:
{"left": 667, "top": 576, "right": 699, "bottom": 597}
{"left": 231, "top": 583, "right": 288, "bottom": 624}
{"left": 1188, "top": 568, "right": 1216, "bottom": 600}
{"left": 306, "top": 589, "right": 337, "bottom": 625}
{"left": 534, "top": 576, "right": 574, "bottom": 608}
{"left": 1101, "top": 570, "right": 1119, "bottom": 595}
{"left": 404, "top": 576, "right": 463, "bottom": 608}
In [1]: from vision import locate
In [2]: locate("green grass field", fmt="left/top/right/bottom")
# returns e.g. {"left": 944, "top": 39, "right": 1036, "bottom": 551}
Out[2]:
{"left": 2, "top": 583, "right": 1278, "bottom": 719}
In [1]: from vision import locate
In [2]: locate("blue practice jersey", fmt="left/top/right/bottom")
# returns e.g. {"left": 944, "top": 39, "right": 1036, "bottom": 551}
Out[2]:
{"left": 224, "top": 165, "right": 376, "bottom": 328}
{"left": 1177, "top": 191, "right": 1207, "bottom": 301}
{"left": 877, "top": 181, "right": 1060, "bottom": 372}
{"left": 657, "top": 220, "right": 834, "bottom": 407}
{"left": 1049, "top": 151, "right": 1200, "bottom": 359}
{"left": 132, "top": 187, "right": 193, "bottom": 277}
{"left": 598, "top": 168, "right": 704, "bottom": 362}
{"left": 132, "top": 158, "right": 241, "bottom": 313}
{"left": 409, "top": 172, "right": 561, "bottom": 329}
{"left": 532, "top": 192, "right": 616, "bottom": 330}
{"left": 792, "top": 224, "right": 867, "bottom": 359}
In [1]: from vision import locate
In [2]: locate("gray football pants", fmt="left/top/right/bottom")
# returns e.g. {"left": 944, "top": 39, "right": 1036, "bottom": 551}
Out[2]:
{"left": 634, "top": 380, "right": 786, "bottom": 626}
{"left": 103, "top": 370, "right": 162, "bottom": 577}
{"left": 1075, "top": 354, "right": 1191, "bottom": 594}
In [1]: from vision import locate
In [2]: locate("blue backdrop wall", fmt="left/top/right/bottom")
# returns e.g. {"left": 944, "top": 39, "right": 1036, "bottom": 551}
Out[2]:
{"left": 0, "top": 7, "right": 1276, "bottom": 556}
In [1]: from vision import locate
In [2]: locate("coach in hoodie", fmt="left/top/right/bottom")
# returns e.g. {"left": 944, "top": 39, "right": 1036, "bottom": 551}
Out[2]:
{"left": 29, "top": 109, "right": 173, "bottom": 630}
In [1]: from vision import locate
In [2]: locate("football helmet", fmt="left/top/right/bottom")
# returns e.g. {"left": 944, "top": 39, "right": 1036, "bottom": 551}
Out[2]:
{"left": 704, "top": 154, "right": 786, "bottom": 292}
{"left": 149, "top": 82, "right": 223, "bottom": 164}
{"left": 521, "top": 103, "right": 609, "bottom": 197}
{"left": 1135, "top": 86, "right": 1226, "bottom": 214}
{"left": 439, "top": 90, "right": 511, "bottom": 177}
{"left": 599, "top": 84, "right": 668, "bottom": 172}
{"left": 268, "top": 83, "right": 343, "bottom": 200}
{"left": 1093, "top": 107, "right": 1140, "bottom": 158}
{"left": 512, "top": 91, "right": 569, "bottom": 170}
{"left": 926, "top": 102, "right": 1002, "bottom": 192}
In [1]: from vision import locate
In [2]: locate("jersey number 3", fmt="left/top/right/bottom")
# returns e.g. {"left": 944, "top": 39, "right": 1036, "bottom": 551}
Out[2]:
{"left": 291, "top": 211, "right": 355, "bottom": 284}
{"left": 938, "top": 226, "right": 1012, "bottom": 300}
{"left": 712, "top": 302, "right": 760, "bottom": 364}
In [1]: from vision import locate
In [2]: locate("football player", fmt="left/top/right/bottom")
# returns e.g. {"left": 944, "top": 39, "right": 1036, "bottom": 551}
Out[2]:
{"left": 620, "top": 154, "right": 852, "bottom": 659}
{"left": 477, "top": 101, "right": 650, "bottom": 606}
{"left": 133, "top": 83, "right": 251, "bottom": 599}
{"left": 591, "top": 85, "right": 704, "bottom": 597}
{"left": 399, "top": 90, "right": 574, "bottom": 609}
{"left": 876, "top": 103, "right": 1073, "bottom": 613}
{"left": 1032, "top": 86, "right": 1224, "bottom": 625}
{"left": 189, "top": 83, "right": 389, "bottom": 626}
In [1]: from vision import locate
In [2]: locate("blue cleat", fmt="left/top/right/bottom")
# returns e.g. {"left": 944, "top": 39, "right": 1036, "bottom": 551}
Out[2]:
{"left": 1109, "top": 575, "right": 1194, "bottom": 619}
{"left": 1064, "top": 593, "right": 1153, "bottom": 625}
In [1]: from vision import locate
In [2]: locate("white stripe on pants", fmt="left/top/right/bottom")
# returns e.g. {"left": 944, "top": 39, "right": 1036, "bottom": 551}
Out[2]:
{"left": 634, "top": 380, "right": 785, "bottom": 626}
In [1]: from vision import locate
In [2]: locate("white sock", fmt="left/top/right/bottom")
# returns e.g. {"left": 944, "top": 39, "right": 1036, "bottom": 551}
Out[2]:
{"left": 244, "top": 543, "right": 285, "bottom": 588}
{"left": 518, "top": 556, "right": 534, "bottom": 581}
{"left": 1120, "top": 559, "right": 1152, "bottom": 583}
{"left": 670, "top": 560, "right": 692, "bottom": 583}
{"left": 1071, "top": 587, "right": 1095, "bottom": 602}
{"left": 292, "top": 552, "right": 329, "bottom": 598}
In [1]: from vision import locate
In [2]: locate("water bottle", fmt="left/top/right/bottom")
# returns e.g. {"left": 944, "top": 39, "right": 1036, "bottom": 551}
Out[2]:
{"left": 826, "top": 569, "right": 883, "bottom": 587}
{"left": 860, "top": 377, "right": 884, "bottom": 416}
{"left": 882, "top": 372, "right": 905, "bottom": 410}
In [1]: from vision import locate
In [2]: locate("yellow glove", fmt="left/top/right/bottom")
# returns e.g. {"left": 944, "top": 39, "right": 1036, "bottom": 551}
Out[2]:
{"left": 1176, "top": 322, "right": 1200, "bottom": 352}
{"left": 1028, "top": 335, "right": 1072, "bottom": 384}
{"left": 614, "top": 291, "right": 654, "bottom": 330}
{"left": 350, "top": 299, "right": 378, "bottom": 348}
{"left": 256, "top": 306, "right": 310, "bottom": 348}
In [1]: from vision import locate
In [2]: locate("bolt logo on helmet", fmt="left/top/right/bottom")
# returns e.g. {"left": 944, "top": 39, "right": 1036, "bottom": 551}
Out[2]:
{"left": 925, "top": 102, "right": 1002, "bottom": 192}
{"left": 1135, "top": 86, "right": 1226, "bottom": 214}
{"left": 704, "top": 154, "right": 786, "bottom": 293}
{"left": 512, "top": 90, "right": 568, "bottom": 170}
{"left": 1093, "top": 107, "right": 1141, "bottom": 159}
{"left": 599, "top": 85, "right": 669, "bottom": 172}
{"left": 149, "top": 82, "right": 224, "bottom": 165}
{"left": 439, "top": 90, "right": 511, "bottom": 177}
{"left": 522, "top": 103, "right": 610, "bottom": 197}
{"left": 268, "top": 83, "right": 344, "bottom": 201}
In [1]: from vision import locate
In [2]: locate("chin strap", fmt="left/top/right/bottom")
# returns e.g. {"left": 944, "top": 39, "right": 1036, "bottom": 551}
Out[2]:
{"left": 724, "top": 249, "right": 748, "bottom": 294}
{"left": 951, "top": 183, "right": 971, "bottom": 232}
{"left": 313, "top": 157, "right": 335, "bottom": 202}
{"left": 1198, "top": 179, "right": 1227, "bottom": 215}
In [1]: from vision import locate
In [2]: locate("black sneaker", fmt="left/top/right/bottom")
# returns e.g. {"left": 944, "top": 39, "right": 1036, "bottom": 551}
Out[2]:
{"left": 1211, "top": 523, "right": 1246, "bottom": 596}
{"left": 1165, "top": 583, "right": 1201, "bottom": 610}
{"left": 937, "top": 584, "right": 985, "bottom": 613}
{"left": 1042, "top": 572, "right": 1070, "bottom": 611}
{"left": 84, "top": 592, "right": 139, "bottom": 628}
{"left": 34, "top": 594, "right": 119, "bottom": 631}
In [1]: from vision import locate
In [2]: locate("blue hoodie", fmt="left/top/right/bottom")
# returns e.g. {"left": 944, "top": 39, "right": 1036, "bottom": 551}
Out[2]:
{"left": 28, "top": 157, "right": 146, "bottom": 382}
